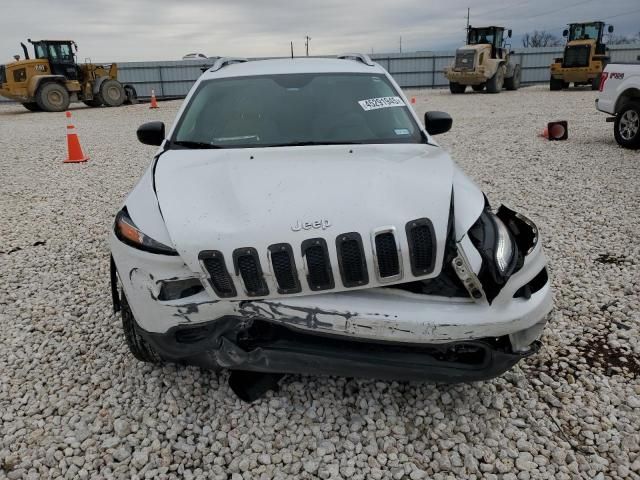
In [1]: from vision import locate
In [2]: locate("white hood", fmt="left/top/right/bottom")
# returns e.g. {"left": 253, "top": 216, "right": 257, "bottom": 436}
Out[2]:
{"left": 154, "top": 143, "right": 462, "bottom": 298}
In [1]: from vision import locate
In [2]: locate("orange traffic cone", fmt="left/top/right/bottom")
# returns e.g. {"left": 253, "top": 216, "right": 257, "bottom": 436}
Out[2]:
{"left": 64, "top": 111, "right": 89, "bottom": 163}
{"left": 410, "top": 97, "right": 416, "bottom": 104}
{"left": 149, "top": 89, "right": 159, "bottom": 109}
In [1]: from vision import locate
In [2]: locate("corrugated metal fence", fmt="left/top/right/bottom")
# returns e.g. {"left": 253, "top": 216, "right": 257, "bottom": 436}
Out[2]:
{"left": 118, "top": 44, "right": 639, "bottom": 99}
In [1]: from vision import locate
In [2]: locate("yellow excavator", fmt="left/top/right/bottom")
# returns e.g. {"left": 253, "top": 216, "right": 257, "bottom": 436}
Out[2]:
{"left": 549, "top": 22, "right": 613, "bottom": 90}
{"left": 0, "top": 39, "right": 136, "bottom": 112}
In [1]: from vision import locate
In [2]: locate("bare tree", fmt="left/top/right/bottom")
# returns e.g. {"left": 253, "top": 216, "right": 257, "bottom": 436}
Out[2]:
{"left": 607, "top": 33, "right": 640, "bottom": 45}
{"left": 522, "top": 31, "right": 563, "bottom": 48}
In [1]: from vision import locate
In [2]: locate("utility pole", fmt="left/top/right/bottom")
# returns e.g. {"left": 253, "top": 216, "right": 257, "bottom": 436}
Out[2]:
{"left": 466, "top": 8, "right": 470, "bottom": 42}
{"left": 305, "top": 36, "right": 311, "bottom": 56}
{"left": 399, "top": 36, "right": 402, "bottom": 53}
{"left": 290, "top": 41, "right": 294, "bottom": 58}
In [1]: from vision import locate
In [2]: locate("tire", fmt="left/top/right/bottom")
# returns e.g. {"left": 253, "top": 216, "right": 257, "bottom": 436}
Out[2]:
{"left": 36, "top": 82, "right": 70, "bottom": 112}
{"left": 614, "top": 100, "right": 640, "bottom": 149}
{"left": 97, "top": 79, "right": 126, "bottom": 107}
{"left": 121, "top": 291, "right": 162, "bottom": 363}
{"left": 449, "top": 82, "right": 466, "bottom": 94}
{"left": 591, "top": 75, "right": 601, "bottom": 91}
{"left": 124, "top": 85, "right": 138, "bottom": 105}
{"left": 505, "top": 65, "right": 521, "bottom": 91}
{"left": 486, "top": 66, "right": 505, "bottom": 93}
{"left": 550, "top": 76, "right": 564, "bottom": 91}
{"left": 83, "top": 99, "right": 102, "bottom": 108}
{"left": 472, "top": 84, "right": 485, "bottom": 92}
{"left": 22, "top": 102, "right": 41, "bottom": 112}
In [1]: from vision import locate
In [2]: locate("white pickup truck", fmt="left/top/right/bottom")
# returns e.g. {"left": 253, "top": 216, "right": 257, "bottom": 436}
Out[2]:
{"left": 596, "top": 63, "right": 640, "bottom": 149}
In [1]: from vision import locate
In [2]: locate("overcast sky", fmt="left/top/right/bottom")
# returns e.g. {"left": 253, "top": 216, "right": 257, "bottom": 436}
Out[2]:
{"left": 2, "top": 0, "right": 639, "bottom": 62}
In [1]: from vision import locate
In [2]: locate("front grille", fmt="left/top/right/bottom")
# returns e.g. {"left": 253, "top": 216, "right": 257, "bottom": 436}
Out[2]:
{"left": 336, "top": 233, "right": 369, "bottom": 287}
{"left": 375, "top": 232, "right": 400, "bottom": 279}
{"left": 563, "top": 45, "right": 590, "bottom": 68}
{"left": 199, "top": 251, "right": 236, "bottom": 298}
{"left": 199, "top": 219, "right": 439, "bottom": 298}
{"left": 454, "top": 50, "right": 475, "bottom": 71}
{"left": 406, "top": 219, "right": 436, "bottom": 276}
{"left": 233, "top": 248, "right": 269, "bottom": 297}
{"left": 269, "top": 243, "right": 300, "bottom": 294}
{"left": 302, "top": 238, "right": 334, "bottom": 291}
{"left": 0, "top": 65, "right": 6, "bottom": 84}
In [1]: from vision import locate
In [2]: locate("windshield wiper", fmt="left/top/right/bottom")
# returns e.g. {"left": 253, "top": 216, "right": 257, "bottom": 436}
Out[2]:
{"left": 171, "top": 140, "right": 224, "bottom": 149}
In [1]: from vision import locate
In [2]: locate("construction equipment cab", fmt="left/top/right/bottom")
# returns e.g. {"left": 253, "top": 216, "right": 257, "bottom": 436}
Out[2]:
{"left": 0, "top": 39, "right": 135, "bottom": 112}
{"left": 550, "top": 22, "right": 613, "bottom": 90}
{"left": 444, "top": 26, "right": 521, "bottom": 94}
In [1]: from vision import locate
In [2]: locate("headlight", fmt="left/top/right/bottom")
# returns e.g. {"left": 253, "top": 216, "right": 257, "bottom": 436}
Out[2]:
{"left": 114, "top": 209, "right": 178, "bottom": 255}
{"left": 468, "top": 208, "right": 519, "bottom": 283}
{"left": 493, "top": 216, "right": 514, "bottom": 274}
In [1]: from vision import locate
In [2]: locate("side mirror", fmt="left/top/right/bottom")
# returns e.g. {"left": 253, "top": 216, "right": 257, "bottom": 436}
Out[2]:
{"left": 562, "top": 29, "right": 569, "bottom": 37}
{"left": 137, "top": 121, "right": 165, "bottom": 146}
{"left": 608, "top": 25, "right": 614, "bottom": 33}
{"left": 508, "top": 29, "right": 512, "bottom": 38}
{"left": 424, "top": 111, "right": 452, "bottom": 136}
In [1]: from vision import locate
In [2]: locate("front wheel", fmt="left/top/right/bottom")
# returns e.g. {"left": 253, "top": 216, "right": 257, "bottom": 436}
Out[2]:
{"left": 550, "top": 76, "right": 564, "bottom": 91}
{"left": 505, "top": 65, "right": 521, "bottom": 91}
{"left": 486, "top": 66, "right": 505, "bottom": 93}
{"left": 614, "top": 101, "right": 640, "bottom": 149}
{"left": 121, "top": 291, "right": 162, "bottom": 363}
{"left": 472, "top": 84, "right": 485, "bottom": 92}
{"left": 449, "top": 82, "right": 466, "bottom": 94}
{"left": 97, "top": 79, "right": 126, "bottom": 107}
{"left": 36, "top": 82, "right": 70, "bottom": 112}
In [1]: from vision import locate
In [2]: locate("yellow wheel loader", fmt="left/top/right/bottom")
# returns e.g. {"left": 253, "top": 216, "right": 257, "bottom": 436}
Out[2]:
{"left": 0, "top": 39, "right": 136, "bottom": 112}
{"left": 549, "top": 22, "right": 613, "bottom": 90}
{"left": 444, "top": 26, "right": 521, "bottom": 94}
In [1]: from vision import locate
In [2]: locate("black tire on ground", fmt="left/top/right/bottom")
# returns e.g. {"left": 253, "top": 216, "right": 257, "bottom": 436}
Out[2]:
{"left": 562, "top": 81, "right": 570, "bottom": 89}
{"left": 36, "top": 82, "right": 70, "bottom": 112}
{"left": 591, "top": 75, "right": 602, "bottom": 91}
{"left": 22, "top": 102, "right": 42, "bottom": 112}
{"left": 83, "top": 99, "right": 102, "bottom": 108}
{"left": 472, "top": 84, "right": 485, "bottom": 92}
{"left": 121, "top": 290, "right": 162, "bottom": 363}
{"left": 97, "top": 79, "right": 126, "bottom": 107}
{"left": 614, "top": 100, "right": 640, "bottom": 149}
{"left": 550, "top": 76, "right": 564, "bottom": 91}
{"left": 124, "top": 85, "right": 138, "bottom": 105}
{"left": 505, "top": 65, "right": 521, "bottom": 91}
{"left": 486, "top": 66, "right": 505, "bottom": 93}
{"left": 449, "top": 82, "right": 466, "bottom": 94}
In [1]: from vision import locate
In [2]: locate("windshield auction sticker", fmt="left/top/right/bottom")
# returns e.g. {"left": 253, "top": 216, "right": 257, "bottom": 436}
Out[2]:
{"left": 358, "top": 96, "right": 405, "bottom": 111}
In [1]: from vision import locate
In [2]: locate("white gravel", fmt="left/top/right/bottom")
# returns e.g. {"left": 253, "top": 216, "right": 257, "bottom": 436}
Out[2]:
{"left": 1, "top": 85, "right": 639, "bottom": 480}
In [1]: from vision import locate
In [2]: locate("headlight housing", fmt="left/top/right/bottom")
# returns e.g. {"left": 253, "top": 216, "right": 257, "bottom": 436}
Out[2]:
{"left": 114, "top": 208, "right": 178, "bottom": 255}
{"left": 467, "top": 207, "right": 520, "bottom": 301}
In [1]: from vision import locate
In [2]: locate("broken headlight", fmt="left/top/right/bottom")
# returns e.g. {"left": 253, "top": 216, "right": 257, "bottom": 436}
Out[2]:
{"left": 468, "top": 209, "right": 520, "bottom": 302}
{"left": 114, "top": 208, "right": 178, "bottom": 255}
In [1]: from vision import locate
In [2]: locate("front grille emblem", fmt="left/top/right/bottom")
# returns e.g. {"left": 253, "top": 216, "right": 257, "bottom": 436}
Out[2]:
{"left": 291, "top": 219, "right": 331, "bottom": 232}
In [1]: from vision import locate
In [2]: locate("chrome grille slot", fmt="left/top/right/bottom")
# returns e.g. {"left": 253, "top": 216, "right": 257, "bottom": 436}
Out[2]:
{"left": 233, "top": 247, "right": 269, "bottom": 297}
{"left": 374, "top": 230, "right": 401, "bottom": 280}
{"left": 454, "top": 50, "right": 475, "bottom": 71}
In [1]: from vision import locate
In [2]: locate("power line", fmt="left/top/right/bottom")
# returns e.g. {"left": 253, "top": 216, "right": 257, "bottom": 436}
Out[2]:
{"left": 522, "top": 0, "right": 596, "bottom": 21}
{"left": 603, "top": 7, "right": 640, "bottom": 21}
{"left": 474, "top": 0, "right": 531, "bottom": 19}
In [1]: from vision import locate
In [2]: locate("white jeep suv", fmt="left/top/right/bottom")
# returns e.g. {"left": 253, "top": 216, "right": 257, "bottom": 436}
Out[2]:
{"left": 110, "top": 55, "right": 552, "bottom": 401}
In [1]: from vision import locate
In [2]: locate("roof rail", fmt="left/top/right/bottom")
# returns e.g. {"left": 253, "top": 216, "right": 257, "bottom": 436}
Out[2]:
{"left": 337, "top": 53, "right": 375, "bottom": 66}
{"left": 209, "top": 57, "right": 249, "bottom": 72}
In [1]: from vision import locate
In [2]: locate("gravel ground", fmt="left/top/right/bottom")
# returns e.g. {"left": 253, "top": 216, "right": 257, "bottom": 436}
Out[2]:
{"left": 1, "top": 85, "right": 639, "bottom": 480}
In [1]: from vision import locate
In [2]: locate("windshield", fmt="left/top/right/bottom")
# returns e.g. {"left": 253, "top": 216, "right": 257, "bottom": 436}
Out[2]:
{"left": 468, "top": 28, "right": 500, "bottom": 46}
{"left": 569, "top": 23, "right": 601, "bottom": 41}
{"left": 171, "top": 73, "right": 423, "bottom": 148}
